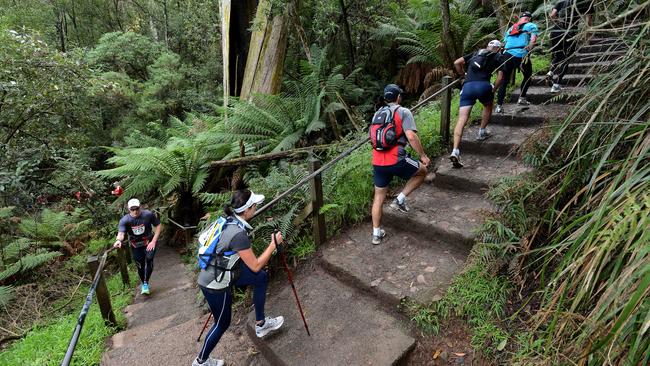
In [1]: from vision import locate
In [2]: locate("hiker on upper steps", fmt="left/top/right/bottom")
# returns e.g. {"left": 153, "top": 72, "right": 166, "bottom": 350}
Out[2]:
{"left": 547, "top": 0, "right": 595, "bottom": 93}
{"left": 495, "top": 11, "right": 539, "bottom": 114}
{"left": 449, "top": 40, "right": 507, "bottom": 168}
{"left": 369, "top": 84, "right": 430, "bottom": 245}
{"left": 193, "top": 189, "right": 284, "bottom": 366}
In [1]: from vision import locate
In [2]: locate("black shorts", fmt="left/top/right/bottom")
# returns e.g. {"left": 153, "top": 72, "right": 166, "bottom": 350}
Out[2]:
{"left": 373, "top": 156, "right": 420, "bottom": 188}
{"left": 460, "top": 81, "right": 493, "bottom": 107}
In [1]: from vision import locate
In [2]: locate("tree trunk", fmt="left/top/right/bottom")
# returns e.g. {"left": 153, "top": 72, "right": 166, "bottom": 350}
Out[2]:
{"left": 239, "top": 0, "right": 289, "bottom": 100}
{"left": 289, "top": 0, "right": 311, "bottom": 62}
{"left": 219, "top": 0, "right": 232, "bottom": 113}
{"left": 439, "top": 0, "right": 454, "bottom": 68}
{"left": 492, "top": 0, "right": 510, "bottom": 34}
{"left": 229, "top": 0, "right": 257, "bottom": 96}
{"left": 338, "top": 0, "right": 355, "bottom": 70}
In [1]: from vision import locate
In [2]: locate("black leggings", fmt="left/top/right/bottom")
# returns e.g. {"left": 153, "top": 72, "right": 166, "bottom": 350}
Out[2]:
{"left": 550, "top": 29, "right": 577, "bottom": 84}
{"left": 497, "top": 54, "right": 533, "bottom": 105}
{"left": 130, "top": 245, "right": 156, "bottom": 283}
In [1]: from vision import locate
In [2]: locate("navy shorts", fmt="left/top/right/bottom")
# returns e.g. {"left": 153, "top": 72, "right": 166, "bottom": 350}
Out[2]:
{"left": 459, "top": 81, "right": 493, "bottom": 107}
{"left": 373, "top": 156, "right": 420, "bottom": 188}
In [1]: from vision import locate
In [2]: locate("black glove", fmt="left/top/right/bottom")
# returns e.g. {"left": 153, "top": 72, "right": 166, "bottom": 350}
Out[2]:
{"left": 272, "top": 232, "right": 284, "bottom": 254}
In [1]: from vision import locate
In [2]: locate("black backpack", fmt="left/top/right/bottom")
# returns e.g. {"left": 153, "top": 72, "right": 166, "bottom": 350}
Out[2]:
{"left": 468, "top": 49, "right": 496, "bottom": 73}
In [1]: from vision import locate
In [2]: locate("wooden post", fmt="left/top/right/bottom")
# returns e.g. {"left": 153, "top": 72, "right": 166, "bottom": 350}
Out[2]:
{"left": 309, "top": 159, "right": 326, "bottom": 247}
{"left": 87, "top": 256, "right": 116, "bottom": 326}
{"left": 117, "top": 248, "right": 130, "bottom": 286}
{"left": 440, "top": 75, "right": 452, "bottom": 146}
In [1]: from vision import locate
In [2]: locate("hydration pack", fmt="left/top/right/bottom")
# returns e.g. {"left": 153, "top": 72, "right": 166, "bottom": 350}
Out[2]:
{"left": 468, "top": 49, "right": 495, "bottom": 72}
{"left": 508, "top": 20, "right": 530, "bottom": 37}
{"left": 197, "top": 217, "right": 244, "bottom": 270}
{"left": 370, "top": 106, "right": 403, "bottom": 151}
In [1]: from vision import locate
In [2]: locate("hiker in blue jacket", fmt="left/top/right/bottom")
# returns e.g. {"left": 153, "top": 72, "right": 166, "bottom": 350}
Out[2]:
{"left": 193, "top": 189, "right": 284, "bottom": 366}
{"left": 495, "top": 11, "right": 539, "bottom": 114}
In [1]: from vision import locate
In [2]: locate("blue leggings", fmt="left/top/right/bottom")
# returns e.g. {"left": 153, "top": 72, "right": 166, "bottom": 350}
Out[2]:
{"left": 197, "top": 265, "right": 268, "bottom": 362}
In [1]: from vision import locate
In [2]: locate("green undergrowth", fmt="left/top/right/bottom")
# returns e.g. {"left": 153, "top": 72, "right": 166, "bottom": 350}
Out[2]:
{"left": 402, "top": 264, "right": 511, "bottom": 357}
{"left": 0, "top": 269, "right": 137, "bottom": 366}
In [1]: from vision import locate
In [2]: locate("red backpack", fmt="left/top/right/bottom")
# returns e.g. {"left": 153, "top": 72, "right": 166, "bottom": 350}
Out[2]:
{"left": 370, "top": 106, "right": 403, "bottom": 151}
{"left": 508, "top": 20, "right": 530, "bottom": 36}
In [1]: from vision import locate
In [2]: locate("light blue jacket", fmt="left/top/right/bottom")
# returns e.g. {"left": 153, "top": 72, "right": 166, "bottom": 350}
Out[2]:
{"left": 503, "top": 22, "right": 539, "bottom": 58}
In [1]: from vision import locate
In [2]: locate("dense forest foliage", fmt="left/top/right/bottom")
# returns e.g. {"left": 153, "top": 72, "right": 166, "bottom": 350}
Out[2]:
{"left": 0, "top": 0, "right": 647, "bottom": 364}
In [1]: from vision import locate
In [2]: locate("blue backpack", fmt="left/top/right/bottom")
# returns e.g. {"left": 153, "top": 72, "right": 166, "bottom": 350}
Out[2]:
{"left": 197, "top": 217, "right": 244, "bottom": 270}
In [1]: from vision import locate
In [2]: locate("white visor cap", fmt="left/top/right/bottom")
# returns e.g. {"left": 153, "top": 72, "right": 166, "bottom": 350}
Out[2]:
{"left": 234, "top": 192, "right": 265, "bottom": 213}
{"left": 127, "top": 198, "right": 141, "bottom": 209}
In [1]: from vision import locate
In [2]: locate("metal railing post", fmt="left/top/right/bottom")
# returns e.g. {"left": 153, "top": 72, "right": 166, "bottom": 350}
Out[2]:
{"left": 440, "top": 75, "right": 452, "bottom": 146}
{"left": 87, "top": 256, "right": 116, "bottom": 326}
{"left": 309, "top": 159, "right": 326, "bottom": 247}
{"left": 117, "top": 248, "right": 130, "bottom": 286}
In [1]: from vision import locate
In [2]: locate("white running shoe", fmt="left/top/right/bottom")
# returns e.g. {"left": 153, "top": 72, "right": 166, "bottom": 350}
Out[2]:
{"left": 389, "top": 198, "right": 409, "bottom": 213}
{"left": 449, "top": 150, "right": 464, "bottom": 169}
{"left": 495, "top": 105, "right": 503, "bottom": 114}
{"left": 517, "top": 97, "right": 531, "bottom": 105}
{"left": 192, "top": 358, "right": 225, "bottom": 366}
{"left": 476, "top": 129, "right": 492, "bottom": 141}
{"left": 255, "top": 316, "right": 284, "bottom": 338}
{"left": 372, "top": 229, "right": 386, "bottom": 245}
{"left": 550, "top": 84, "right": 562, "bottom": 93}
{"left": 546, "top": 70, "right": 554, "bottom": 78}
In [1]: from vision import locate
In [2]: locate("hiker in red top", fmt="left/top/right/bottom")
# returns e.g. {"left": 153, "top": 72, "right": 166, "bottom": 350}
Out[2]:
{"left": 370, "top": 84, "right": 430, "bottom": 245}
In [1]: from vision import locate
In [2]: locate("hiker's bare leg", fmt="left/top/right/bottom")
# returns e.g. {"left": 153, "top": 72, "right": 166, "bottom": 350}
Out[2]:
{"left": 453, "top": 106, "right": 473, "bottom": 150}
{"left": 371, "top": 187, "right": 388, "bottom": 228}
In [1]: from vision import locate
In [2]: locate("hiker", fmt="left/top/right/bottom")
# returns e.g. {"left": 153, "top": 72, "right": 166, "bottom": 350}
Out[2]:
{"left": 450, "top": 40, "right": 506, "bottom": 168}
{"left": 548, "top": 0, "right": 595, "bottom": 93}
{"left": 495, "top": 11, "right": 539, "bottom": 113}
{"left": 113, "top": 198, "right": 161, "bottom": 295}
{"left": 370, "top": 84, "right": 430, "bottom": 245}
{"left": 193, "top": 189, "right": 284, "bottom": 366}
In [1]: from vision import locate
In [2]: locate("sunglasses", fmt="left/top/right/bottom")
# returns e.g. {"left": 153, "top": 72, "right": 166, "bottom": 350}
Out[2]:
{"left": 129, "top": 207, "right": 140, "bottom": 212}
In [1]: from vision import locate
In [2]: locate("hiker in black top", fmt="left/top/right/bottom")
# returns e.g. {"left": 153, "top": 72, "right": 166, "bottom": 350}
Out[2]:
{"left": 113, "top": 198, "right": 161, "bottom": 295}
{"left": 548, "top": 0, "right": 595, "bottom": 92}
{"left": 449, "top": 40, "right": 506, "bottom": 168}
{"left": 193, "top": 190, "right": 285, "bottom": 366}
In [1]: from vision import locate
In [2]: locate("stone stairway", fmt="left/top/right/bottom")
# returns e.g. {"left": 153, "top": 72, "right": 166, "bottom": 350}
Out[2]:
{"left": 99, "top": 36, "right": 624, "bottom": 366}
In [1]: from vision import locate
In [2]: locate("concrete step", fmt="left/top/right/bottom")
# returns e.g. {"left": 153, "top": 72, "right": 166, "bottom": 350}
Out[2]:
{"left": 247, "top": 267, "right": 415, "bottom": 366}
{"left": 434, "top": 153, "right": 531, "bottom": 194}
{"left": 490, "top": 103, "right": 569, "bottom": 126}
{"left": 511, "top": 86, "right": 585, "bottom": 104}
{"left": 578, "top": 42, "right": 626, "bottom": 53}
{"left": 383, "top": 184, "right": 491, "bottom": 246}
{"left": 461, "top": 123, "right": 538, "bottom": 156}
{"left": 124, "top": 285, "right": 201, "bottom": 328}
{"left": 531, "top": 74, "right": 593, "bottom": 87}
{"left": 572, "top": 50, "right": 626, "bottom": 63}
{"left": 103, "top": 316, "right": 267, "bottom": 366}
{"left": 567, "top": 60, "right": 616, "bottom": 74}
{"left": 322, "top": 221, "right": 471, "bottom": 306}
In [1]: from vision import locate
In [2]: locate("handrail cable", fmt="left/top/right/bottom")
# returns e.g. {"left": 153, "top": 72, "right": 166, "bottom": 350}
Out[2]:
{"left": 61, "top": 247, "right": 115, "bottom": 366}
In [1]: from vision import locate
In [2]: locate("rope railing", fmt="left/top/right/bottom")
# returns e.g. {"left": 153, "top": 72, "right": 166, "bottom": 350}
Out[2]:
{"left": 61, "top": 247, "right": 115, "bottom": 366}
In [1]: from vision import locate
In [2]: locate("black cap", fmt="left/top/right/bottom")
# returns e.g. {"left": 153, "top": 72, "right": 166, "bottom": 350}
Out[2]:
{"left": 520, "top": 11, "right": 532, "bottom": 19}
{"left": 384, "top": 84, "right": 403, "bottom": 101}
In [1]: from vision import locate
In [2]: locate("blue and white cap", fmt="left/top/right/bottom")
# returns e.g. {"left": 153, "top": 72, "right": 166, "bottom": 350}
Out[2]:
{"left": 234, "top": 191, "right": 265, "bottom": 213}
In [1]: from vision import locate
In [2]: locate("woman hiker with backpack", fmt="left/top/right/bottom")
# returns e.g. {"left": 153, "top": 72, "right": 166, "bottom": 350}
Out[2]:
{"left": 193, "top": 189, "right": 284, "bottom": 366}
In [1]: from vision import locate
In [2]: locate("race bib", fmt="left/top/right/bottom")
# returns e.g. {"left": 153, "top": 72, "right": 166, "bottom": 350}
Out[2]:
{"left": 132, "top": 224, "right": 145, "bottom": 236}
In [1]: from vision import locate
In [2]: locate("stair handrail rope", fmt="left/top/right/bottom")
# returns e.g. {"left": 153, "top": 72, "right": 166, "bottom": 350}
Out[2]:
{"left": 62, "top": 247, "right": 116, "bottom": 366}
{"left": 253, "top": 78, "right": 461, "bottom": 219}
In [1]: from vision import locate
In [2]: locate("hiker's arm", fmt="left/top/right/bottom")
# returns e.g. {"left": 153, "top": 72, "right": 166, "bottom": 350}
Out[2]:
{"left": 405, "top": 130, "right": 429, "bottom": 166}
{"left": 526, "top": 34, "right": 538, "bottom": 50}
{"left": 147, "top": 224, "right": 162, "bottom": 251}
{"left": 114, "top": 231, "right": 126, "bottom": 248}
{"left": 494, "top": 70, "right": 505, "bottom": 91}
{"left": 453, "top": 57, "right": 465, "bottom": 77}
{"left": 238, "top": 233, "right": 283, "bottom": 273}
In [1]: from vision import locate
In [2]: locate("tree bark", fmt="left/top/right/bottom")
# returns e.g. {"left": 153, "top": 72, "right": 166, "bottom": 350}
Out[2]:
{"left": 239, "top": 0, "right": 289, "bottom": 100}
{"left": 338, "top": 0, "right": 355, "bottom": 70}
{"left": 439, "top": 0, "right": 454, "bottom": 68}
{"left": 219, "top": 0, "right": 232, "bottom": 113}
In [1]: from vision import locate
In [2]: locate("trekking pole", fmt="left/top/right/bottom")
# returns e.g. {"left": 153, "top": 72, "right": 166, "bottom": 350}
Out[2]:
{"left": 275, "top": 233, "right": 311, "bottom": 336}
{"left": 197, "top": 313, "right": 212, "bottom": 342}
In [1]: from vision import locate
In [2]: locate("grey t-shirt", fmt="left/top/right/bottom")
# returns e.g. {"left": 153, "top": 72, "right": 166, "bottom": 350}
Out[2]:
{"left": 118, "top": 210, "right": 160, "bottom": 246}
{"left": 197, "top": 220, "right": 251, "bottom": 289}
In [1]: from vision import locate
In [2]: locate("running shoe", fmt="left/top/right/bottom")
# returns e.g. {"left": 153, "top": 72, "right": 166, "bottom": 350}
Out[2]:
{"left": 255, "top": 316, "right": 284, "bottom": 338}
{"left": 372, "top": 229, "right": 386, "bottom": 245}
{"left": 476, "top": 129, "right": 492, "bottom": 141}
{"left": 192, "top": 358, "right": 225, "bottom": 366}
{"left": 449, "top": 151, "right": 464, "bottom": 169}
{"left": 389, "top": 198, "right": 409, "bottom": 213}
{"left": 141, "top": 282, "right": 150, "bottom": 295}
{"left": 550, "top": 84, "right": 562, "bottom": 93}
{"left": 495, "top": 105, "right": 504, "bottom": 114}
{"left": 517, "top": 97, "right": 531, "bottom": 105}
